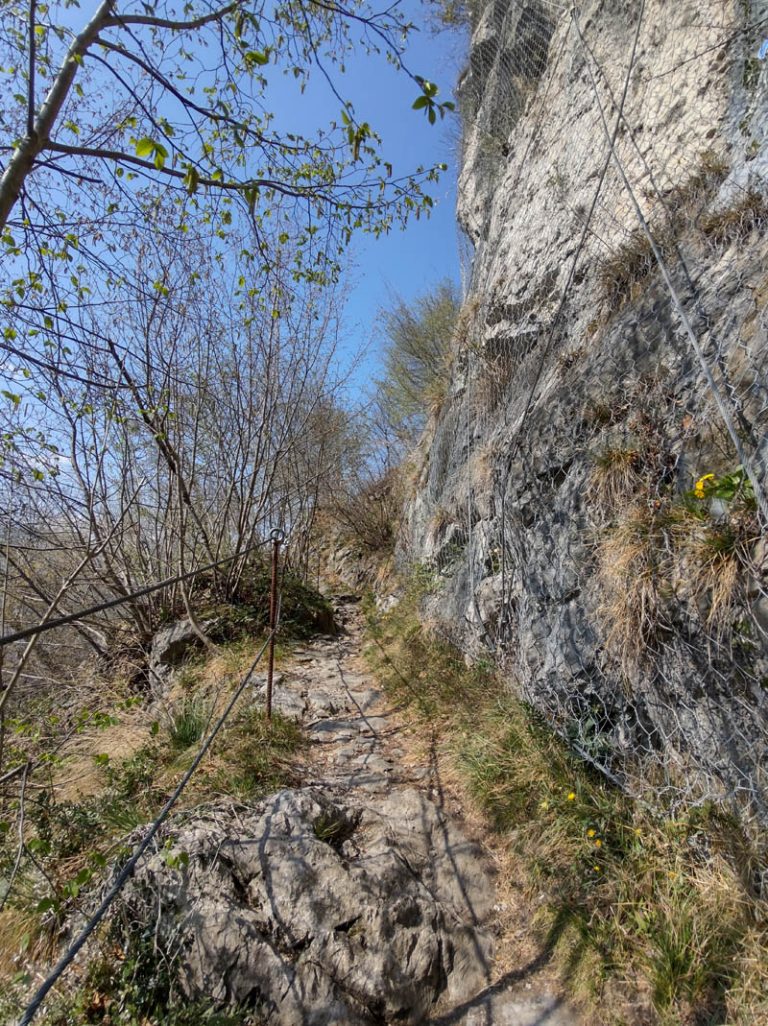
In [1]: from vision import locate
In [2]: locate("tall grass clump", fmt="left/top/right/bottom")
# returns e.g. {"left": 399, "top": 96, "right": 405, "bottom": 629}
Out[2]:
{"left": 168, "top": 696, "right": 211, "bottom": 750}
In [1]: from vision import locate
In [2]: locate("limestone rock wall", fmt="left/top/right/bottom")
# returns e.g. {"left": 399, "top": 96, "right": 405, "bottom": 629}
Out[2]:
{"left": 402, "top": 0, "right": 768, "bottom": 816}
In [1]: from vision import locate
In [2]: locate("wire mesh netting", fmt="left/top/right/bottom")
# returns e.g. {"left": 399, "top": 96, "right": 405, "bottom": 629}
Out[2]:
{"left": 411, "top": 0, "right": 768, "bottom": 825}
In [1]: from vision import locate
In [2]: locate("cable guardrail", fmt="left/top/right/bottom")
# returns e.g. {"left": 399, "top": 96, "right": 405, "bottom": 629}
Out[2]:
{"left": 13, "top": 529, "right": 287, "bottom": 1026}
{"left": 0, "top": 536, "right": 275, "bottom": 648}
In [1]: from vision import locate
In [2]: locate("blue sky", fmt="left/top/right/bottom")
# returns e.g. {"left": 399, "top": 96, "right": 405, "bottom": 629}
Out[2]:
{"left": 266, "top": 5, "right": 468, "bottom": 393}
{"left": 339, "top": 17, "right": 467, "bottom": 384}
{"left": 1, "top": 3, "right": 468, "bottom": 406}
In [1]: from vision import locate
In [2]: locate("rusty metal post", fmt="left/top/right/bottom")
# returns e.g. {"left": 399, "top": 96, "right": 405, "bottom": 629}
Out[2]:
{"left": 265, "top": 528, "right": 284, "bottom": 721}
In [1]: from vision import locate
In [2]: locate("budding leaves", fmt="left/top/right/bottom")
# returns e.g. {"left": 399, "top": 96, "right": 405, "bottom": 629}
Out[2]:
{"left": 412, "top": 80, "right": 455, "bottom": 125}
{"left": 183, "top": 165, "right": 200, "bottom": 195}
{"left": 244, "top": 49, "right": 269, "bottom": 70}
{"left": 135, "top": 137, "right": 169, "bottom": 169}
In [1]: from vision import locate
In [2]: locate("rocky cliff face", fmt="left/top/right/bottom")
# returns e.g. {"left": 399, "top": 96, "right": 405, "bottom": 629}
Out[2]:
{"left": 403, "top": 0, "right": 768, "bottom": 817}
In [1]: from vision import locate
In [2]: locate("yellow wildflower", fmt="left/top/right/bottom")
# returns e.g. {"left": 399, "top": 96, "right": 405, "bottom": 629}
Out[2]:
{"left": 587, "top": 828, "right": 596, "bottom": 838}
{"left": 694, "top": 473, "right": 715, "bottom": 499}
{"left": 567, "top": 792, "right": 576, "bottom": 801}
{"left": 593, "top": 865, "right": 601, "bottom": 873}
{"left": 594, "top": 839, "right": 602, "bottom": 848}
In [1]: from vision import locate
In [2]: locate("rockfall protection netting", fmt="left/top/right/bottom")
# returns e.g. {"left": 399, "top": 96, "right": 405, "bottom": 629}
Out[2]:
{"left": 415, "top": 0, "right": 768, "bottom": 826}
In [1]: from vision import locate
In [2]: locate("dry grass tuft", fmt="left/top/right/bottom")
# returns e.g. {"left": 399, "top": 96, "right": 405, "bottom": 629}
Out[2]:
{"left": 597, "top": 487, "right": 760, "bottom": 663}
{"left": 597, "top": 502, "right": 676, "bottom": 670}
{"left": 700, "top": 190, "right": 768, "bottom": 248}
{"left": 684, "top": 518, "right": 758, "bottom": 634}
{"left": 590, "top": 446, "right": 644, "bottom": 512}
{"left": 597, "top": 230, "right": 659, "bottom": 308}
{"left": 0, "top": 907, "right": 60, "bottom": 978}
{"left": 726, "top": 923, "right": 768, "bottom": 1026}
{"left": 665, "top": 149, "right": 729, "bottom": 212}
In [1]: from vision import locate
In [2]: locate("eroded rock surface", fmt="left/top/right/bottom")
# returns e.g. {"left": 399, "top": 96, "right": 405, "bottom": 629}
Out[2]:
{"left": 149, "top": 619, "right": 205, "bottom": 672}
{"left": 402, "top": 0, "right": 768, "bottom": 817}
{"left": 126, "top": 788, "right": 492, "bottom": 1025}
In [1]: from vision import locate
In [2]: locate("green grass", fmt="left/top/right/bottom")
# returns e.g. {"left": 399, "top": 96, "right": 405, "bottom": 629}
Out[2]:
{"left": 364, "top": 573, "right": 768, "bottom": 1026}
{"left": 168, "top": 696, "right": 211, "bottom": 750}
{"left": 210, "top": 707, "right": 304, "bottom": 799}
{"left": 27, "top": 940, "right": 265, "bottom": 1026}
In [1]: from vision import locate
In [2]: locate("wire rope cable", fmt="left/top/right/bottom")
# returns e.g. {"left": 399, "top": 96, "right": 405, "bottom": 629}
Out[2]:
{"left": 570, "top": 6, "right": 768, "bottom": 527}
{"left": 16, "top": 619, "right": 280, "bottom": 1025}
{"left": 0, "top": 536, "right": 274, "bottom": 648}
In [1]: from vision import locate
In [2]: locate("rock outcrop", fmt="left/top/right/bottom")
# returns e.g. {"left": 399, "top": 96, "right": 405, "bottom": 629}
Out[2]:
{"left": 123, "top": 788, "right": 493, "bottom": 1026}
{"left": 402, "top": 0, "right": 768, "bottom": 816}
{"left": 149, "top": 619, "right": 206, "bottom": 673}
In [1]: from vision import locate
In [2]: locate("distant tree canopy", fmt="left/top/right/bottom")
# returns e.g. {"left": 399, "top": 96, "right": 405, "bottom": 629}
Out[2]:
{"left": 376, "top": 279, "right": 460, "bottom": 443}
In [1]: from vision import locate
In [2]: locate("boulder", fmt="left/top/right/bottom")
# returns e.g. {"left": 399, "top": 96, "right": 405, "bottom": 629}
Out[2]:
{"left": 149, "top": 619, "right": 204, "bottom": 670}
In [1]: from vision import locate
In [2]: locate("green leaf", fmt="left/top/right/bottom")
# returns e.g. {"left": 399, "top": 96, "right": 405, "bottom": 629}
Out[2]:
{"left": 152, "top": 142, "right": 168, "bottom": 170}
{"left": 183, "top": 165, "right": 200, "bottom": 195}
{"left": 412, "top": 95, "right": 429, "bottom": 110}
{"left": 1, "top": 391, "right": 21, "bottom": 406}
{"left": 135, "top": 137, "right": 155, "bottom": 158}
{"left": 27, "top": 838, "right": 51, "bottom": 856}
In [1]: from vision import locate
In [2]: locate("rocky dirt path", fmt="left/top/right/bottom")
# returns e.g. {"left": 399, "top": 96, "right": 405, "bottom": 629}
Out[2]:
{"left": 259, "top": 596, "right": 582, "bottom": 1026}
{"left": 127, "top": 596, "right": 582, "bottom": 1025}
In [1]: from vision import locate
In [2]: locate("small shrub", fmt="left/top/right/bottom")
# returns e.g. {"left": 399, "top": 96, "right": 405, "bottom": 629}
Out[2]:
{"left": 203, "top": 569, "right": 334, "bottom": 644}
{"left": 230, "top": 568, "right": 335, "bottom": 639}
{"left": 36, "top": 937, "right": 252, "bottom": 1025}
{"left": 105, "top": 745, "right": 161, "bottom": 800}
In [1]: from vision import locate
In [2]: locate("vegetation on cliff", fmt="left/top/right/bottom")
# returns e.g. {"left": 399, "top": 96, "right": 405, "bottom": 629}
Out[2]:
{"left": 365, "top": 571, "right": 768, "bottom": 1026}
